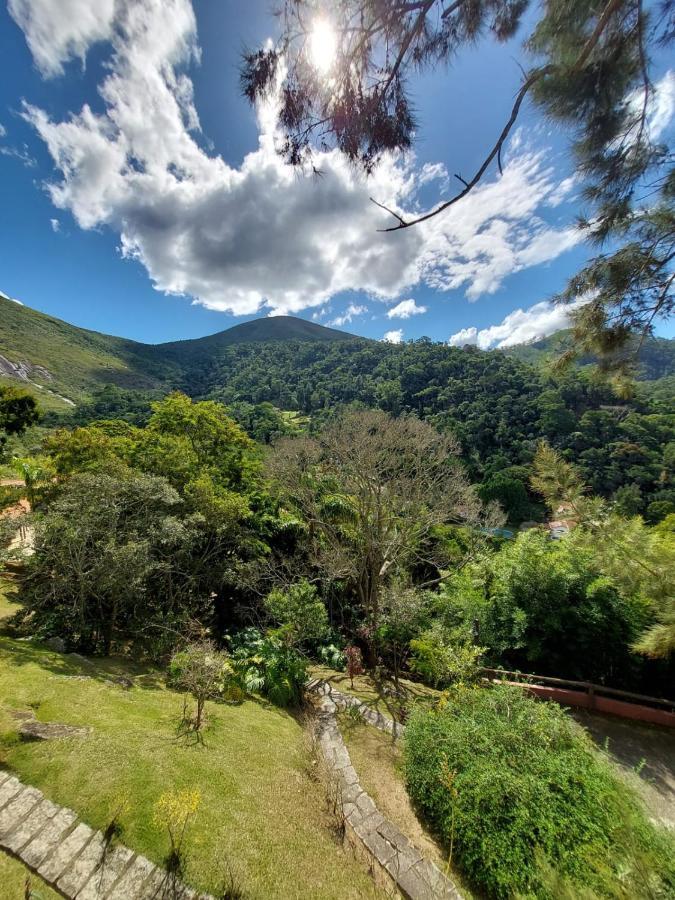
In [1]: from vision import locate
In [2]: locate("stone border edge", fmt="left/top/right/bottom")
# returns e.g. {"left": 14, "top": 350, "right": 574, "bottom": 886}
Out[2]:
{"left": 309, "top": 681, "right": 462, "bottom": 900}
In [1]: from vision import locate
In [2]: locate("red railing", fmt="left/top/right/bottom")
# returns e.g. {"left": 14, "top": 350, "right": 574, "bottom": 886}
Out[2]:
{"left": 481, "top": 667, "right": 675, "bottom": 727}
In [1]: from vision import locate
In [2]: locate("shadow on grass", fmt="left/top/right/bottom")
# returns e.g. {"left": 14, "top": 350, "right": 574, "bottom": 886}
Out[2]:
{"left": 0, "top": 634, "right": 166, "bottom": 692}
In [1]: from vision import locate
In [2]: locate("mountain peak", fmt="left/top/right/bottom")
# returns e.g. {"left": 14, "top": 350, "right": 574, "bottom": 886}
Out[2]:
{"left": 159, "top": 315, "right": 359, "bottom": 351}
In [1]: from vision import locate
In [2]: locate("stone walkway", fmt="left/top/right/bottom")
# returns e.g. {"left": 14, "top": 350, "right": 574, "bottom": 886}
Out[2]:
{"left": 311, "top": 684, "right": 461, "bottom": 900}
{"left": 0, "top": 772, "right": 212, "bottom": 899}
{"left": 309, "top": 680, "right": 405, "bottom": 739}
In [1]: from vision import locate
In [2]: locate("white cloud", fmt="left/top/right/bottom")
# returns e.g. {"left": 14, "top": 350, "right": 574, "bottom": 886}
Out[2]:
{"left": 0, "top": 143, "right": 36, "bottom": 167}
{"left": 328, "top": 303, "right": 367, "bottom": 327}
{"left": 16, "top": 0, "right": 584, "bottom": 318}
{"left": 50, "top": 217, "right": 60, "bottom": 232}
{"left": 647, "top": 70, "right": 675, "bottom": 141}
{"left": 386, "top": 298, "right": 427, "bottom": 319}
{"left": 0, "top": 124, "right": 5, "bottom": 137}
{"left": 8, "top": 0, "right": 117, "bottom": 77}
{"left": 383, "top": 329, "right": 404, "bottom": 344}
{"left": 447, "top": 326, "right": 479, "bottom": 348}
{"left": 448, "top": 299, "right": 584, "bottom": 349}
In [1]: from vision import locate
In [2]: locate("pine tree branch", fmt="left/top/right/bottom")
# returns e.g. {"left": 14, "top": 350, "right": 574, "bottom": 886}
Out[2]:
{"left": 372, "top": 65, "right": 553, "bottom": 231}
{"left": 372, "top": 0, "right": 627, "bottom": 232}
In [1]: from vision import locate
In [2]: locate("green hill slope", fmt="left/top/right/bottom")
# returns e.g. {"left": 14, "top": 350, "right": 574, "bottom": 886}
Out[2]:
{"left": 0, "top": 296, "right": 173, "bottom": 406}
{"left": 504, "top": 329, "right": 675, "bottom": 380}
{"left": 0, "top": 298, "right": 356, "bottom": 406}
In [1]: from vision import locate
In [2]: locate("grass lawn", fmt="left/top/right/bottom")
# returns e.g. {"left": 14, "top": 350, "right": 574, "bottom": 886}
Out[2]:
{"left": 0, "top": 850, "right": 61, "bottom": 899}
{"left": 310, "top": 665, "right": 441, "bottom": 720}
{"left": 0, "top": 586, "right": 384, "bottom": 899}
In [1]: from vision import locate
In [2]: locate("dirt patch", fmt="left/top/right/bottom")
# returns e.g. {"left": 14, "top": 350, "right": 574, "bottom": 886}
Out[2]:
{"left": 339, "top": 712, "right": 446, "bottom": 870}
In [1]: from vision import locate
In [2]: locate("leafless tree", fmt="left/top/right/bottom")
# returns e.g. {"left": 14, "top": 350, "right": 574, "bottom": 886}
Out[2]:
{"left": 267, "top": 409, "right": 501, "bottom": 643}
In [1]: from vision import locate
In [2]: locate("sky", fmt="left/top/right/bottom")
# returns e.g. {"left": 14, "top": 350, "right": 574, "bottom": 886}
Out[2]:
{"left": 1, "top": 0, "right": 673, "bottom": 347}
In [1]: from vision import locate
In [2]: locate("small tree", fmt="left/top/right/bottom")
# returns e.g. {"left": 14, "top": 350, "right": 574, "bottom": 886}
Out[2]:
{"left": 168, "top": 641, "right": 231, "bottom": 732}
{"left": 153, "top": 788, "right": 201, "bottom": 876}
{"left": 376, "top": 585, "right": 429, "bottom": 691}
{"left": 345, "top": 646, "right": 363, "bottom": 689}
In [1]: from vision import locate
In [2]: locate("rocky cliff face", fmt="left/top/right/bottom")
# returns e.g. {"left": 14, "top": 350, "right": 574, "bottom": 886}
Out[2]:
{"left": 0, "top": 354, "right": 54, "bottom": 383}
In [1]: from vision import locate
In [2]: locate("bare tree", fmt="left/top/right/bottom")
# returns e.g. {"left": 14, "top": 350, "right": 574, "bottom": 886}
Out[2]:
{"left": 268, "top": 410, "right": 500, "bottom": 647}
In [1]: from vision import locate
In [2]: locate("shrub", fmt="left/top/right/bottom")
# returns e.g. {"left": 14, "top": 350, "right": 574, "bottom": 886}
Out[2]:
{"left": 318, "top": 642, "right": 345, "bottom": 670}
{"left": 404, "top": 684, "right": 675, "bottom": 898}
{"left": 344, "top": 645, "right": 363, "bottom": 688}
{"left": 229, "top": 628, "right": 307, "bottom": 707}
{"left": 408, "top": 626, "right": 483, "bottom": 688}
{"left": 264, "top": 580, "right": 329, "bottom": 646}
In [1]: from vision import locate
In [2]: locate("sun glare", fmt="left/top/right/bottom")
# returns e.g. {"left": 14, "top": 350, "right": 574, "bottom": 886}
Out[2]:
{"left": 309, "top": 19, "right": 337, "bottom": 75}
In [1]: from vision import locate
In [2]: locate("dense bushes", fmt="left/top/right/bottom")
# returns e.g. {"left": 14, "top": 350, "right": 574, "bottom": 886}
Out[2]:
{"left": 228, "top": 628, "right": 308, "bottom": 707}
{"left": 441, "top": 529, "right": 659, "bottom": 690}
{"left": 404, "top": 685, "right": 675, "bottom": 898}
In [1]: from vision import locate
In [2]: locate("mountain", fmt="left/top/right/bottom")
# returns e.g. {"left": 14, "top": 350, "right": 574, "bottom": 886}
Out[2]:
{"left": 2, "top": 295, "right": 673, "bottom": 519}
{"left": 1, "top": 293, "right": 673, "bottom": 419}
{"left": 160, "top": 315, "right": 355, "bottom": 359}
{"left": 0, "top": 296, "right": 357, "bottom": 408}
{"left": 503, "top": 329, "right": 675, "bottom": 381}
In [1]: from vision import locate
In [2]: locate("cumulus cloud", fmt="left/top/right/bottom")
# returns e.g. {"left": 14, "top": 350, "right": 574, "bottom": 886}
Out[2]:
{"left": 0, "top": 124, "right": 5, "bottom": 137}
{"left": 329, "top": 303, "right": 367, "bottom": 327}
{"left": 386, "top": 298, "right": 427, "bottom": 319}
{"left": 8, "top": 0, "right": 117, "bottom": 77}
{"left": 50, "top": 217, "right": 60, "bottom": 232}
{"left": 383, "top": 329, "right": 404, "bottom": 344}
{"left": 448, "top": 299, "right": 585, "bottom": 349}
{"left": 15, "top": 0, "right": 591, "bottom": 317}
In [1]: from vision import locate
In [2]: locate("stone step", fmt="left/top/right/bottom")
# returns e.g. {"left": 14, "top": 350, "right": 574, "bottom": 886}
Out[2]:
{"left": 0, "top": 786, "right": 43, "bottom": 839}
{"left": 57, "top": 830, "right": 107, "bottom": 897}
{"left": 0, "top": 773, "right": 214, "bottom": 900}
{"left": 1, "top": 797, "right": 60, "bottom": 854}
{"left": 39, "top": 821, "right": 95, "bottom": 883}
{"left": 75, "top": 844, "right": 135, "bottom": 900}
{"left": 21, "top": 806, "right": 78, "bottom": 869}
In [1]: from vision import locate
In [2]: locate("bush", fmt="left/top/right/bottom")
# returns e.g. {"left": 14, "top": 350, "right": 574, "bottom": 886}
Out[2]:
{"left": 318, "top": 642, "right": 345, "bottom": 670}
{"left": 229, "top": 628, "right": 307, "bottom": 707}
{"left": 404, "top": 684, "right": 675, "bottom": 899}
{"left": 408, "top": 626, "right": 483, "bottom": 688}
{"left": 264, "top": 580, "right": 329, "bottom": 646}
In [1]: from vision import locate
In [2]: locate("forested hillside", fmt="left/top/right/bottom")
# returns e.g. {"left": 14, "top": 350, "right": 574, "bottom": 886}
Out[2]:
{"left": 2, "top": 297, "right": 673, "bottom": 523}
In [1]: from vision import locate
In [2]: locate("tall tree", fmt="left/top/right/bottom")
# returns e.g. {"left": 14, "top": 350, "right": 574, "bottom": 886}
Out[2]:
{"left": 268, "top": 409, "right": 497, "bottom": 645}
{"left": 242, "top": 0, "right": 674, "bottom": 368}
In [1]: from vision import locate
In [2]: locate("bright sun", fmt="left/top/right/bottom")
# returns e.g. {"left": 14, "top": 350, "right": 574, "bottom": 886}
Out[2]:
{"left": 309, "top": 19, "right": 337, "bottom": 75}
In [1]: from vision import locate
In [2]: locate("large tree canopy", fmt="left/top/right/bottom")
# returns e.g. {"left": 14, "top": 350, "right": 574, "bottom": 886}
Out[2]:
{"left": 242, "top": 0, "right": 674, "bottom": 369}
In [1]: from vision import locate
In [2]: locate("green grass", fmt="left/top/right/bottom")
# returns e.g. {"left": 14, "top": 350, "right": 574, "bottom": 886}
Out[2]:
{"left": 0, "top": 850, "right": 61, "bottom": 899}
{"left": 310, "top": 665, "right": 441, "bottom": 719}
{"left": 0, "top": 589, "right": 384, "bottom": 899}
{"left": 0, "top": 376, "right": 72, "bottom": 415}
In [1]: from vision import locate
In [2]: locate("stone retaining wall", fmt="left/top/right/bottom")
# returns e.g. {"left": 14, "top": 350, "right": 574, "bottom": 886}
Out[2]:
{"left": 311, "top": 683, "right": 462, "bottom": 900}
{"left": 0, "top": 771, "right": 212, "bottom": 899}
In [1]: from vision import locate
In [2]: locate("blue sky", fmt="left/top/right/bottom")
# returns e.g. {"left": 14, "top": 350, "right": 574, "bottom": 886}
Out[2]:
{"left": 1, "top": 0, "right": 673, "bottom": 346}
